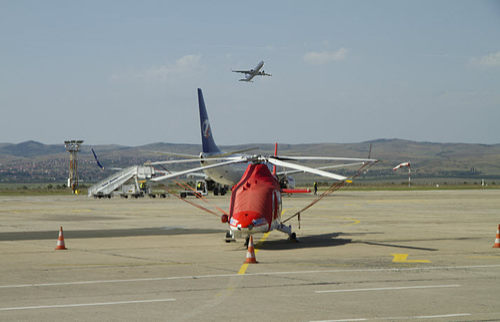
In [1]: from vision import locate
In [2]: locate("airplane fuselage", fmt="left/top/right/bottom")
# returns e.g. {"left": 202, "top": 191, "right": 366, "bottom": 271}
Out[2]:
{"left": 200, "top": 153, "right": 245, "bottom": 186}
{"left": 253, "top": 61, "right": 264, "bottom": 73}
{"left": 243, "top": 61, "right": 264, "bottom": 82}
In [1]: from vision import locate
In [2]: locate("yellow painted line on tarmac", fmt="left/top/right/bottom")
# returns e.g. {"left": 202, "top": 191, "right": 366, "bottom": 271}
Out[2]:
{"left": 340, "top": 217, "right": 360, "bottom": 226}
{"left": 237, "top": 209, "right": 287, "bottom": 275}
{"left": 316, "top": 216, "right": 360, "bottom": 225}
{"left": 237, "top": 264, "right": 249, "bottom": 275}
{"left": 392, "top": 253, "right": 431, "bottom": 263}
{"left": 238, "top": 232, "right": 270, "bottom": 275}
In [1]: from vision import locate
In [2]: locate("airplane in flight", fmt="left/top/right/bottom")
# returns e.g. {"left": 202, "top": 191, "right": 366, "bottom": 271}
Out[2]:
{"left": 232, "top": 60, "right": 271, "bottom": 82}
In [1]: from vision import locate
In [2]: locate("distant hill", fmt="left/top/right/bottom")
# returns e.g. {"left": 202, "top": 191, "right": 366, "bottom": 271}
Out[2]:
{"left": 0, "top": 140, "right": 66, "bottom": 157}
{"left": 1, "top": 139, "right": 500, "bottom": 184}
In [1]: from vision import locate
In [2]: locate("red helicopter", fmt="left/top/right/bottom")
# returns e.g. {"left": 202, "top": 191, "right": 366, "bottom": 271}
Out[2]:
{"left": 152, "top": 145, "right": 377, "bottom": 244}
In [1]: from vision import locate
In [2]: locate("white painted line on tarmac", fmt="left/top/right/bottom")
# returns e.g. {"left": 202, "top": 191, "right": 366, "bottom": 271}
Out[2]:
{"left": 1, "top": 264, "right": 499, "bottom": 289}
{"left": 0, "top": 298, "right": 176, "bottom": 311}
{"left": 314, "top": 319, "right": 368, "bottom": 322}
{"left": 311, "top": 313, "right": 471, "bottom": 321}
{"left": 315, "top": 284, "right": 460, "bottom": 294}
{"left": 414, "top": 313, "right": 471, "bottom": 319}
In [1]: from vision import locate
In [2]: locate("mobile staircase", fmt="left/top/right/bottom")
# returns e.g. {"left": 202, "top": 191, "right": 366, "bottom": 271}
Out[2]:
{"left": 88, "top": 166, "right": 156, "bottom": 198}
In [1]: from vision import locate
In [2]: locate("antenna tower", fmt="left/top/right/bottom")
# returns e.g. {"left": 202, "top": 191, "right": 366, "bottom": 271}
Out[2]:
{"left": 64, "top": 140, "right": 84, "bottom": 194}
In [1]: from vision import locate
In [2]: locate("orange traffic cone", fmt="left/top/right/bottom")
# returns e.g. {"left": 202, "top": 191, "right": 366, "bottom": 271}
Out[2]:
{"left": 244, "top": 235, "right": 258, "bottom": 263}
{"left": 55, "top": 226, "right": 67, "bottom": 250}
{"left": 493, "top": 224, "right": 500, "bottom": 248}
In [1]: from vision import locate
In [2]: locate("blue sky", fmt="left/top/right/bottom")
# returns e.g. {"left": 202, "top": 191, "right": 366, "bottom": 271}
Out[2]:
{"left": 1, "top": 1, "right": 499, "bottom": 145}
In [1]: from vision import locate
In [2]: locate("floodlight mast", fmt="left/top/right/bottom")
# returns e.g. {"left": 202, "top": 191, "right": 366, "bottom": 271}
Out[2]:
{"left": 64, "top": 140, "right": 84, "bottom": 194}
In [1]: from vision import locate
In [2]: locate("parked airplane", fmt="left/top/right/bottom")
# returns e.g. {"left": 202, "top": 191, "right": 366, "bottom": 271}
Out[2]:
{"left": 152, "top": 146, "right": 377, "bottom": 243}
{"left": 150, "top": 89, "right": 249, "bottom": 195}
{"left": 150, "top": 89, "right": 372, "bottom": 195}
{"left": 196, "top": 88, "right": 246, "bottom": 188}
{"left": 149, "top": 89, "right": 378, "bottom": 243}
{"left": 232, "top": 60, "right": 271, "bottom": 82}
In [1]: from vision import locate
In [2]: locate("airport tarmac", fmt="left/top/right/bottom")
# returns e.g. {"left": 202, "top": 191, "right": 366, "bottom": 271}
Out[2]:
{"left": 0, "top": 190, "right": 499, "bottom": 321}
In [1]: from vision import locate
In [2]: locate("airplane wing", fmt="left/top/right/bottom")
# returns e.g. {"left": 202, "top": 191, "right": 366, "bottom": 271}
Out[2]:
{"left": 257, "top": 71, "right": 272, "bottom": 76}
{"left": 240, "top": 74, "right": 256, "bottom": 82}
{"left": 150, "top": 151, "right": 200, "bottom": 159}
{"left": 186, "top": 172, "right": 207, "bottom": 179}
{"left": 232, "top": 70, "right": 252, "bottom": 74}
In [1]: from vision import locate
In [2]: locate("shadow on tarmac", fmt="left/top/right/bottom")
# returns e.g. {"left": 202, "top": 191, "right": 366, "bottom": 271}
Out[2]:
{"left": 356, "top": 241, "right": 438, "bottom": 251}
{"left": 257, "top": 232, "right": 352, "bottom": 250}
{"left": 354, "top": 236, "right": 480, "bottom": 252}
{"left": 255, "top": 231, "right": 473, "bottom": 252}
{"left": 0, "top": 227, "right": 227, "bottom": 241}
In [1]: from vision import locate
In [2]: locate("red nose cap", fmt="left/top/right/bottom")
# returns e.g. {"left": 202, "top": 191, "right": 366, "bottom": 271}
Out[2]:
{"left": 232, "top": 211, "right": 261, "bottom": 228}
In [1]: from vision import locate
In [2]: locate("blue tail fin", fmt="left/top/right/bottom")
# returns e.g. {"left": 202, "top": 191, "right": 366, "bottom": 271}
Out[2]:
{"left": 198, "top": 88, "right": 221, "bottom": 154}
{"left": 91, "top": 148, "right": 104, "bottom": 170}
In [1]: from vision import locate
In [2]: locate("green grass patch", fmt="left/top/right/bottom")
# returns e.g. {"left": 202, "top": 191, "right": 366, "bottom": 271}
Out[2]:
{"left": 1, "top": 182, "right": 498, "bottom": 196}
{"left": 0, "top": 183, "right": 80, "bottom": 196}
{"left": 339, "top": 184, "right": 500, "bottom": 191}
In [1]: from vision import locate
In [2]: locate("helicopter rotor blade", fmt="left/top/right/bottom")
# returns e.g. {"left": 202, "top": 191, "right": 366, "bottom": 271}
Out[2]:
{"left": 151, "top": 157, "right": 246, "bottom": 182}
{"left": 276, "top": 162, "right": 365, "bottom": 176}
{"left": 147, "top": 156, "right": 241, "bottom": 166}
{"left": 267, "top": 157, "right": 347, "bottom": 181}
{"left": 275, "top": 156, "right": 377, "bottom": 163}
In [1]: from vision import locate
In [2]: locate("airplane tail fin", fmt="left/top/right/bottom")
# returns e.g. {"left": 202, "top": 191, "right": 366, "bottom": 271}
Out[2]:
{"left": 198, "top": 88, "right": 221, "bottom": 154}
{"left": 91, "top": 148, "right": 104, "bottom": 170}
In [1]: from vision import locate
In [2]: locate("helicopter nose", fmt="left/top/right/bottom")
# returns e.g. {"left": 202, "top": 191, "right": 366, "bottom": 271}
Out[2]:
{"left": 231, "top": 211, "right": 260, "bottom": 229}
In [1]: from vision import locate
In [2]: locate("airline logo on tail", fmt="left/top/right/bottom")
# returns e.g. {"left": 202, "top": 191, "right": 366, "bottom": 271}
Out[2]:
{"left": 198, "top": 88, "right": 221, "bottom": 154}
{"left": 202, "top": 120, "right": 211, "bottom": 139}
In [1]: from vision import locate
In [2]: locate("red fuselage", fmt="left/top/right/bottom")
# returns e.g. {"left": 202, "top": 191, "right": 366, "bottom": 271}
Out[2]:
{"left": 228, "top": 163, "right": 282, "bottom": 236}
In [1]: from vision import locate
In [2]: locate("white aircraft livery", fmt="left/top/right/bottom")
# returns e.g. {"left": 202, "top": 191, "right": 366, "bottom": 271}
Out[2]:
{"left": 232, "top": 60, "right": 271, "bottom": 82}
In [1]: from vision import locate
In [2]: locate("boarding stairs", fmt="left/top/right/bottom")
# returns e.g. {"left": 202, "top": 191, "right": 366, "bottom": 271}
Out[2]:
{"left": 87, "top": 165, "right": 155, "bottom": 197}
